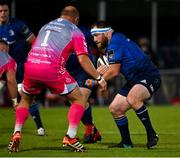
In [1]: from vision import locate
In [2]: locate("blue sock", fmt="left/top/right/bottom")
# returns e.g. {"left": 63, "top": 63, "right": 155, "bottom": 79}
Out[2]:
{"left": 135, "top": 105, "right": 155, "bottom": 136}
{"left": 29, "top": 102, "right": 44, "bottom": 129}
{"left": 81, "top": 105, "right": 93, "bottom": 125}
{"left": 114, "top": 116, "right": 132, "bottom": 144}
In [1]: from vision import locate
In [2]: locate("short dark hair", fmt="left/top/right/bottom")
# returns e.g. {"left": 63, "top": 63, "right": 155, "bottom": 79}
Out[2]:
{"left": 61, "top": 5, "right": 79, "bottom": 18}
{"left": 91, "top": 21, "right": 111, "bottom": 29}
{"left": 0, "top": 39, "right": 8, "bottom": 46}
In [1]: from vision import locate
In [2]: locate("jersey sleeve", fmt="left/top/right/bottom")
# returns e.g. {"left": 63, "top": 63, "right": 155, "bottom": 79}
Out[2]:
{"left": 16, "top": 19, "right": 33, "bottom": 40}
{"left": 72, "top": 30, "right": 88, "bottom": 56}
{"left": 107, "top": 46, "right": 123, "bottom": 64}
{"left": 6, "top": 59, "right": 17, "bottom": 72}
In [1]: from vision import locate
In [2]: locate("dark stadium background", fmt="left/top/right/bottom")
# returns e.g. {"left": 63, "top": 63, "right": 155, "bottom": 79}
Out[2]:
{"left": 3, "top": 0, "right": 180, "bottom": 105}
{"left": 14, "top": 0, "right": 180, "bottom": 41}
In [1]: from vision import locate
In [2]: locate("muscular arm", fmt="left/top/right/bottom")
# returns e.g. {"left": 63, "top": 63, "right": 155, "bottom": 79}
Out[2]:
{"left": 26, "top": 33, "right": 36, "bottom": 45}
{"left": 78, "top": 54, "right": 100, "bottom": 80}
{"left": 102, "top": 63, "right": 121, "bottom": 81}
{"left": 6, "top": 70, "right": 17, "bottom": 99}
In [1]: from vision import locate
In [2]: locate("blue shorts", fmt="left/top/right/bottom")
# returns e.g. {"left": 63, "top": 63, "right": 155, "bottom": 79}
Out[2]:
{"left": 119, "top": 73, "right": 161, "bottom": 98}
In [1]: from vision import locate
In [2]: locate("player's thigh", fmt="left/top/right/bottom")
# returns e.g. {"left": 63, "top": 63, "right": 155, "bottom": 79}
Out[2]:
{"left": 109, "top": 93, "right": 130, "bottom": 113}
{"left": 127, "top": 84, "right": 150, "bottom": 106}
{"left": 19, "top": 92, "right": 35, "bottom": 107}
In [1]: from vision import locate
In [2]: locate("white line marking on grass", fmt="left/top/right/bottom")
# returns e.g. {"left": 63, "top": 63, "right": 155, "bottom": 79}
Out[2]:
{"left": 55, "top": 130, "right": 180, "bottom": 135}
{"left": 101, "top": 131, "right": 180, "bottom": 135}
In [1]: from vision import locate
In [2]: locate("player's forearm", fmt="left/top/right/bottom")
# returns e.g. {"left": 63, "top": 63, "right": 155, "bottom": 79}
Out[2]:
{"left": 7, "top": 80, "right": 18, "bottom": 99}
{"left": 97, "top": 65, "right": 118, "bottom": 81}
{"left": 102, "top": 69, "right": 118, "bottom": 81}
{"left": 101, "top": 64, "right": 120, "bottom": 81}
{"left": 78, "top": 55, "right": 100, "bottom": 80}
{"left": 26, "top": 33, "right": 36, "bottom": 45}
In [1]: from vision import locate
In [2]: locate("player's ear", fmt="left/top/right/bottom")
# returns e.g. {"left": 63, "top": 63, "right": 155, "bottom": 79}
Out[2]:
{"left": 74, "top": 17, "right": 79, "bottom": 25}
{"left": 104, "top": 32, "right": 108, "bottom": 36}
{"left": 105, "top": 31, "right": 111, "bottom": 37}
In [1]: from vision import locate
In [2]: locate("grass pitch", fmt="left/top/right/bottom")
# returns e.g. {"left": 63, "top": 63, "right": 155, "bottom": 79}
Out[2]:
{"left": 0, "top": 105, "right": 180, "bottom": 157}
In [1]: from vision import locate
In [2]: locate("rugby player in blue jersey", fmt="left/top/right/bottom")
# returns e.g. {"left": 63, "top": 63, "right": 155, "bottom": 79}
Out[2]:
{"left": 66, "top": 24, "right": 101, "bottom": 143}
{"left": 90, "top": 21, "right": 161, "bottom": 149}
{"left": 0, "top": 0, "right": 45, "bottom": 135}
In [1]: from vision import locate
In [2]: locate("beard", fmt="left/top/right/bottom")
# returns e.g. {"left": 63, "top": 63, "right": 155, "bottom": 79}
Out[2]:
{"left": 97, "top": 35, "right": 108, "bottom": 50}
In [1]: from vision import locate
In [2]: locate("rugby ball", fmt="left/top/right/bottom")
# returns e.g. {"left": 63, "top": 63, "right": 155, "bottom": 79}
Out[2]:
{"left": 97, "top": 55, "right": 109, "bottom": 67}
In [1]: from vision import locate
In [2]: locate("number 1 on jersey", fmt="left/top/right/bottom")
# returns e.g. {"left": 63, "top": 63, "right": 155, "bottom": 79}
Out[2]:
{"left": 41, "top": 30, "right": 51, "bottom": 47}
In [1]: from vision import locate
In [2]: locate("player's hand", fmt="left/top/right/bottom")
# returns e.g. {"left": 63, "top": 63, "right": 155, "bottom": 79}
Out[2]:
{"left": 97, "top": 65, "right": 109, "bottom": 75}
{"left": 11, "top": 98, "right": 18, "bottom": 111}
{"left": 97, "top": 76, "right": 107, "bottom": 92}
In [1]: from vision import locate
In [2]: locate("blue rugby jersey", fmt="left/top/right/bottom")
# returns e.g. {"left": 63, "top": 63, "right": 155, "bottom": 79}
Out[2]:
{"left": 106, "top": 32, "right": 160, "bottom": 82}
{"left": 0, "top": 18, "right": 33, "bottom": 82}
{"left": 0, "top": 18, "right": 33, "bottom": 63}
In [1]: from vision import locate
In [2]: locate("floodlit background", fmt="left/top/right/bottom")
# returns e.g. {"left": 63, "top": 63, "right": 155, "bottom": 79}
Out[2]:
{"left": 0, "top": 0, "right": 180, "bottom": 105}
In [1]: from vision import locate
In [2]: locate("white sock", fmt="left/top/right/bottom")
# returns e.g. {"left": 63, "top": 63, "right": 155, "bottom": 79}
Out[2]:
{"left": 67, "top": 125, "right": 78, "bottom": 138}
{"left": 14, "top": 124, "right": 22, "bottom": 134}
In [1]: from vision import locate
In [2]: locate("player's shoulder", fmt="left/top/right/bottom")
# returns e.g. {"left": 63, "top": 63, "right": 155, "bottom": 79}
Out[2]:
{"left": 112, "top": 32, "right": 128, "bottom": 41}
{"left": 73, "top": 24, "right": 82, "bottom": 32}
{"left": 72, "top": 25, "right": 84, "bottom": 38}
{"left": 9, "top": 18, "right": 26, "bottom": 28}
{"left": 9, "top": 18, "right": 24, "bottom": 24}
{"left": 0, "top": 51, "right": 11, "bottom": 61}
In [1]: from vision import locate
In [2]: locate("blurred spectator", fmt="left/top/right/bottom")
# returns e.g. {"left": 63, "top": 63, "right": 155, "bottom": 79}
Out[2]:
{"left": 158, "top": 38, "right": 180, "bottom": 69}
{"left": 137, "top": 36, "right": 158, "bottom": 66}
{"left": 174, "top": 36, "right": 180, "bottom": 68}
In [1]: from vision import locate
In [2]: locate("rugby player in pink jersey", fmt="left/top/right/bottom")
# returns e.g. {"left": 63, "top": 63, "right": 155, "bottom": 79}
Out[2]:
{"left": 8, "top": 6, "right": 107, "bottom": 153}
{"left": 0, "top": 39, "right": 18, "bottom": 108}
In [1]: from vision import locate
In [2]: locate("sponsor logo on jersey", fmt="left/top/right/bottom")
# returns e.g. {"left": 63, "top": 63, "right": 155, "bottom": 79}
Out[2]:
{"left": 140, "top": 79, "right": 147, "bottom": 84}
{"left": 9, "top": 29, "right": 15, "bottom": 36}
{"left": 107, "top": 49, "right": 114, "bottom": 59}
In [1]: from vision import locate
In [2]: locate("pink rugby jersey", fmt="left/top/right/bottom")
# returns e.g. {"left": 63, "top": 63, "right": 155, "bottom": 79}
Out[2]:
{"left": 25, "top": 18, "right": 88, "bottom": 81}
{"left": 0, "top": 51, "right": 16, "bottom": 78}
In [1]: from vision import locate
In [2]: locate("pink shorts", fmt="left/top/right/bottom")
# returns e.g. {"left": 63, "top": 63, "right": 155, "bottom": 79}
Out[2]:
{"left": 22, "top": 64, "right": 78, "bottom": 95}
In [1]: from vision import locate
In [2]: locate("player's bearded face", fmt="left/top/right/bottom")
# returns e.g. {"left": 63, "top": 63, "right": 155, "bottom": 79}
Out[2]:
{"left": 94, "top": 33, "right": 108, "bottom": 50}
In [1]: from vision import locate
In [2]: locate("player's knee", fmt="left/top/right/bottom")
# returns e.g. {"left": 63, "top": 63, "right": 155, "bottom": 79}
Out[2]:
{"left": 108, "top": 104, "right": 115, "bottom": 114}
{"left": 126, "top": 96, "right": 141, "bottom": 108}
{"left": 109, "top": 104, "right": 125, "bottom": 116}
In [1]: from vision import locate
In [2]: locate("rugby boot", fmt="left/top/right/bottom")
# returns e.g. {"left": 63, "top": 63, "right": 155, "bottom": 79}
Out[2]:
{"left": 108, "top": 141, "right": 133, "bottom": 148}
{"left": 93, "top": 126, "right": 102, "bottom": 142}
{"left": 83, "top": 124, "right": 102, "bottom": 143}
{"left": 8, "top": 131, "right": 21, "bottom": 153}
{"left": 62, "top": 135, "right": 86, "bottom": 152}
{"left": 147, "top": 133, "right": 159, "bottom": 149}
{"left": 37, "top": 127, "right": 45, "bottom": 136}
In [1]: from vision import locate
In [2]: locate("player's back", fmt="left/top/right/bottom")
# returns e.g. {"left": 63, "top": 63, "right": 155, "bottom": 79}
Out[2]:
{"left": 28, "top": 18, "right": 81, "bottom": 65}
{"left": 25, "top": 18, "right": 85, "bottom": 81}
{"left": 0, "top": 51, "right": 15, "bottom": 77}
